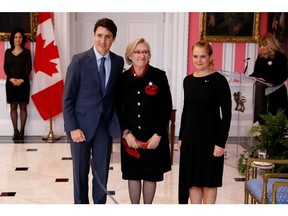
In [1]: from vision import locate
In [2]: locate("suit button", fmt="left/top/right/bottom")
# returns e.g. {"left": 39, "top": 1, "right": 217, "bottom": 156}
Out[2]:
{"left": 138, "top": 126, "right": 141, "bottom": 129}
{"left": 137, "top": 102, "right": 140, "bottom": 106}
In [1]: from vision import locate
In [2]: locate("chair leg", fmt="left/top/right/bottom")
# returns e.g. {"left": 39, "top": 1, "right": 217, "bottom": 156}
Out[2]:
{"left": 244, "top": 190, "right": 248, "bottom": 204}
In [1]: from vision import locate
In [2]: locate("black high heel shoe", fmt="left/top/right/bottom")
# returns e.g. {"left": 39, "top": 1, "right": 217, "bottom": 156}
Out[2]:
{"left": 13, "top": 130, "right": 19, "bottom": 141}
{"left": 18, "top": 130, "right": 24, "bottom": 141}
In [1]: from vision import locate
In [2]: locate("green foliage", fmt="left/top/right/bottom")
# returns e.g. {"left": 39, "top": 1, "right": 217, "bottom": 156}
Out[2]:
{"left": 237, "top": 154, "right": 246, "bottom": 175}
{"left": 247, "top": 109, "right": 288, "bottom": 172}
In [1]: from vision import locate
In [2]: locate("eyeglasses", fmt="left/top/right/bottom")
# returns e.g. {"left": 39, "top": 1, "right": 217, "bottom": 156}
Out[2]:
{"left": 133, "top": 50, "right": 149, "bottom": 55}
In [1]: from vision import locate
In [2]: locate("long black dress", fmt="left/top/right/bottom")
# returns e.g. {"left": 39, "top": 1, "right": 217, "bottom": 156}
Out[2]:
{"left": 178, "top": 71, "right": 232, "bottom": 204}
{"left": 116, "top": 64, "right": 172, "bottom": 182}
{"left": 4, "top": 48, "right": 32, "bottom": 104}
{"left": 250, "top": 51, "right": 288, "bottom": 124}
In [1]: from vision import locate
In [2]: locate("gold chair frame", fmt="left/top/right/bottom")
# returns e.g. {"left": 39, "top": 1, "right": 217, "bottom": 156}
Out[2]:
{"left": 272, "top": 181, "right": 288, "bottom": 204}
{"left": 244, "top": 157, "right": 288, "bottom": 204}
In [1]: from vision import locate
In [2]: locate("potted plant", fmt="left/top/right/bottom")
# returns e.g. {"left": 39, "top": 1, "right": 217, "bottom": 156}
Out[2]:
{"left": 247, "top": 109, "right": 288, "bottom": 172}
{"left": 237, "top": 153, "right": 246, "bottom": 175}
{"left": 237, "top": 150, "right": 250, "bottom": 175}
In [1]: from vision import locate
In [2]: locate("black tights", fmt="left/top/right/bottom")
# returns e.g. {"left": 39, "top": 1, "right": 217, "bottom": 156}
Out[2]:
{"left": 10, "top": 103, "right": 27, "bottom": 136}
{"left": 128, "top": 180, "right": 156, "bottom": 204}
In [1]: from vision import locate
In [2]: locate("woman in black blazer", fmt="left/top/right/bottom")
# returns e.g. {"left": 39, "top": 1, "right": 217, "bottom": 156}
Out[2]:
{"left": 250, "top": 32, "right": 288, "bottom": 124}
{"left": 116, "top": 38, "right": 173, "bottom": 204}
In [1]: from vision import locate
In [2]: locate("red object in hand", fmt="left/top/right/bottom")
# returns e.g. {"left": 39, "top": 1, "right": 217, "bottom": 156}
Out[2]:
{"left": 136, "top": 140, "right": 148, "bottom": 149}
{"left": 122, "top": 139, "right": 140, "bottom": 159}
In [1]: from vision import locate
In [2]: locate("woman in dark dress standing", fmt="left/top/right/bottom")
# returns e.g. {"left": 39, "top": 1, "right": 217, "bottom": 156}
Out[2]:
{"left": 250, "top": 32, "right": 288, "bottom": 124}
{"left": 4, "top": 28, "right": 32, "bottom": 141}
{"left": 116, "top": 38, "right": 172, "bottom": 204}
{"left": 178, "top": 41, "right": 232, "bottom": 204}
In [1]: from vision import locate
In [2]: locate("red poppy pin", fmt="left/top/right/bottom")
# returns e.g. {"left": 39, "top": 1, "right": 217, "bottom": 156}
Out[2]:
{"left": 145, "top": 82, "right": 158, "bottom": 95}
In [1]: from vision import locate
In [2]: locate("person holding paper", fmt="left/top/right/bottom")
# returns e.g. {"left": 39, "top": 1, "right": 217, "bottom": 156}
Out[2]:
{"left": 250, "top": 32, "right": 288, "bottom": 124}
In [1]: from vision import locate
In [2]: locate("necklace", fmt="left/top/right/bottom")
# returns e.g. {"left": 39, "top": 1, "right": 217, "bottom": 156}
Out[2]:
{"left": 12, "top": 49, "right": 23, "bottom": 56}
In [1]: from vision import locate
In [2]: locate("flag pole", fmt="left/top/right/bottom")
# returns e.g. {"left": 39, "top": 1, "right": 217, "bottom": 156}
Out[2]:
{"left": 42, "top": 118, "right": 61, "bottom": 143}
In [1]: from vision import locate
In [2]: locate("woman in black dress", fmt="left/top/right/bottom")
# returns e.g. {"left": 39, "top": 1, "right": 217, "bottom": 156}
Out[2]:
{"left": 4, "top": 28, "right": 32, "bottom": 141}
{"left": 178, "top": 41, "right": 232, "bottom": 204}
{"left": 250, "top": 32, "right": 288, "bottom": 124}
{"left": 116, "top": 38, "right": 172, "bottom": 204}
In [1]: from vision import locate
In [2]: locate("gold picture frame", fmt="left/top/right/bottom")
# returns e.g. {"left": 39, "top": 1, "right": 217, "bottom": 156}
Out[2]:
{"left": 268, "top": 13, "right": 288, "bottom": 57}
{"left": 0, "top": 12, "right": 37, "bottom": 42}
{"left": 200, "top": 12, "right": 260, "bottom": 43}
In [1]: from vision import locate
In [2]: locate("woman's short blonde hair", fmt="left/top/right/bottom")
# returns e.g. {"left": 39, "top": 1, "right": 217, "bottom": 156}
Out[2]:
{"left": 258, "top": 32, "right": 281, "bottom": 58}
{"left": 125, "top": 38, "right": 151, "bottom": 65}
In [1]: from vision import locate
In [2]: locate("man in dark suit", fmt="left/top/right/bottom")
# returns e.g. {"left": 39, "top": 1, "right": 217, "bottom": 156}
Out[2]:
{"left": 63, "top": 18, "right": 124, "bottom": 204}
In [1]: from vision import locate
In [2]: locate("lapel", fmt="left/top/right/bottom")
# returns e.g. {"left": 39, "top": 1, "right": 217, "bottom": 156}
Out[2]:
{"left": 105, "top": 51, "right": 118, "bottom": 95}
{"left": 87, "top": 47, "right": 102, "bottom": 91}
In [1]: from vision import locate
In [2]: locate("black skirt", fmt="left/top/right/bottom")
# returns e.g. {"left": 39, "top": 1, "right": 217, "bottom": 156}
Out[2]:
{"left": 6, "top": 78, "right": 30, "bottom": 104}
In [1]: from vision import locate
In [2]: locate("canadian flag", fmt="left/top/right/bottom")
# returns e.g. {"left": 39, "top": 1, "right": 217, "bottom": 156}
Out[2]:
{"left": 31, "top": 12, "right": 64, "bottom": 120}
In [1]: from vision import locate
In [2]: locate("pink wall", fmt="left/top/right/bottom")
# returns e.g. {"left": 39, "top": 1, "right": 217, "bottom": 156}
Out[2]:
{"left": 187, "top": 13, "right": 200, "bottom": 74}
{"left": 187, "top": 12, "right": 269, "bottom": 74}
{"left": 0, "top": 42, "right": 5, "bottom": 79}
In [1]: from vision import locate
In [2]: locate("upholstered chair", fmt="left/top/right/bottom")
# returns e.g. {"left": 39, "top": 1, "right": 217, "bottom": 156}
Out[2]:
{"left": 244, "top": 157, "right": 288, "bottom": 204}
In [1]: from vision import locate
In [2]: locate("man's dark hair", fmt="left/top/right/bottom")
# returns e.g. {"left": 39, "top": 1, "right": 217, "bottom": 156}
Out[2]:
{"left": 94, "top": 18, "right": 117, "bottom": 38}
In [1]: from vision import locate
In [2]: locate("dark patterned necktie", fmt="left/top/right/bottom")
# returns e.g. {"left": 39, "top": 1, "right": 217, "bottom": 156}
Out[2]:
{"left": 99, "top": 57, "right": 106, "bottom": 94}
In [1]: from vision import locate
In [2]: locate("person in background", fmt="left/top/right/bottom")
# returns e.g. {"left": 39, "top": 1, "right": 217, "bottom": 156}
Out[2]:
{"left": 250, "top": 32, "right": 288, "bottom": 124}
{"left": 178, "top": 40, "right": 232, "bottom": 204}
{"left": 63, "top": 18, "right": 124, "bottom": 204}
{"left": 116, "top": 38, "right": 172, "bottom": 204}
{"left": 4, "top": 28, "right": 32, "bottom": 141}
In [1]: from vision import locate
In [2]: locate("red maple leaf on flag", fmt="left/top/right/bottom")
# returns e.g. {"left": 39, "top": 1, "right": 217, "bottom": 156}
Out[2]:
{"left": 34, "top": 34, "right": 60, "bottom": 77}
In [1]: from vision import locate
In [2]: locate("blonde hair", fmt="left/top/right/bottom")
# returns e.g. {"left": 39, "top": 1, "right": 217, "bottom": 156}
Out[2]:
{"left": 258, "top": 32, "right": 281, "bottom": 58}
{"left": 192, "top": 40, "right": 214, "bottom": 69}
{"left": 125, "top": 38, "right": 151, "bottom": 65}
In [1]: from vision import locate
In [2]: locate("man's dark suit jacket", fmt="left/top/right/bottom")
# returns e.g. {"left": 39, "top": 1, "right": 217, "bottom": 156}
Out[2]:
{"left": 63, "top": 47, "right": 124, "bottom": 141}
